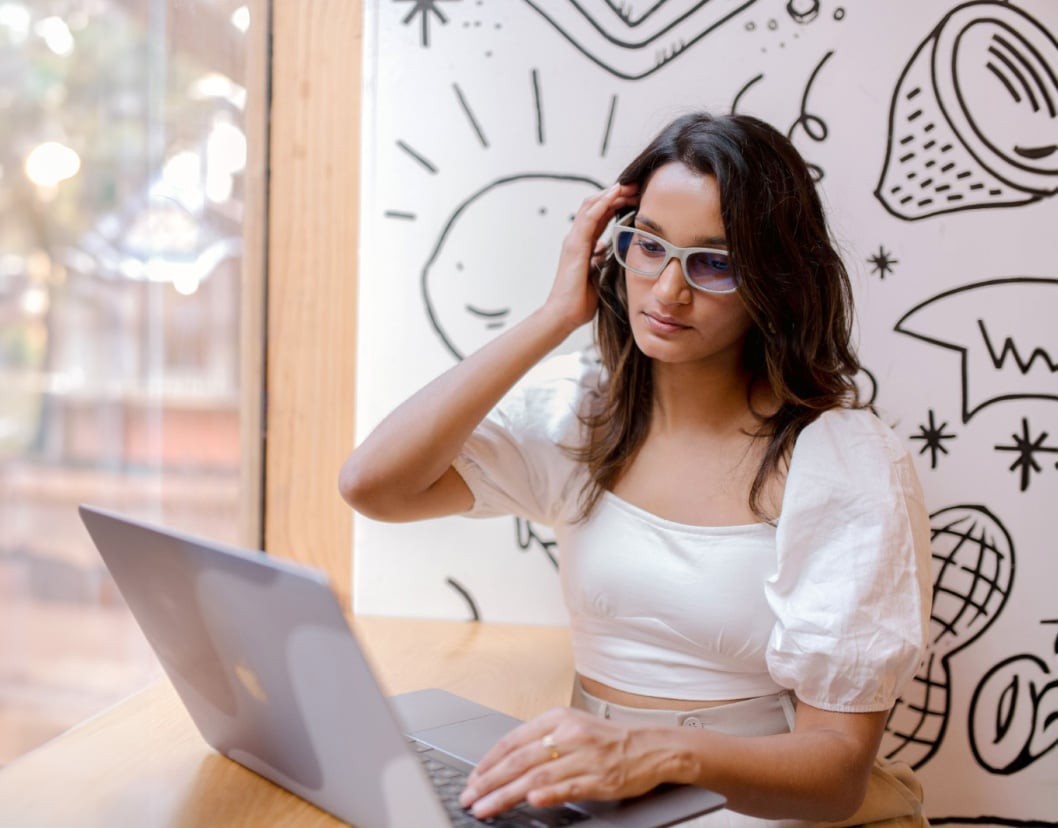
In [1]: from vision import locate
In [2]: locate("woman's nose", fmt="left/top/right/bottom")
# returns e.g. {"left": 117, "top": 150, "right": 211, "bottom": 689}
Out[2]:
{"left": 652, "top": 257, "right": 692, "bottom": 304}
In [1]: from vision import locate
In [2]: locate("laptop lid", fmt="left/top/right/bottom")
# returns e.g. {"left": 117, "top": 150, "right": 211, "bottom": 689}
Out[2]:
{"left": 79, "top": 504, "right": 449, "bottom": 826}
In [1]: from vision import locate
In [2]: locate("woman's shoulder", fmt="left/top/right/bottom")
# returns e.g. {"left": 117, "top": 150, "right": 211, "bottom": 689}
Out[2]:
{"left": 497, "top": 347, "right": 604, "bottom": 439}
{"left": 521, "top": 346, "right": 604, "bottom": 388}
{"left": 514, "top": 346, "right": 605, "bottom": 411}
{"left": 787, "top": 406, "right": 917, "bottom": 498}
{"left": 794, "top": 406, "right": 908, "bottom": 464}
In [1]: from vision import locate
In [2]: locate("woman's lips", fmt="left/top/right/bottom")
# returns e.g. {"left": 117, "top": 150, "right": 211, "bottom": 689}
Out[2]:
{"left": 642, "top": 311, "right": 690, "bottom": 334}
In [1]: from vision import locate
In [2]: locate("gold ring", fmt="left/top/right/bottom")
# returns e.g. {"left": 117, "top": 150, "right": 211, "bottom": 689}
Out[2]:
{"left": 542, "top": 733, "right": 560, "bottom": 761}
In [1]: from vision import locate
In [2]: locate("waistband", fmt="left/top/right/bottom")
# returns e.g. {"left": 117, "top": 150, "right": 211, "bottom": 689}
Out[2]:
{"left": 570, "top": 677, "right": 796, "bottom": 737}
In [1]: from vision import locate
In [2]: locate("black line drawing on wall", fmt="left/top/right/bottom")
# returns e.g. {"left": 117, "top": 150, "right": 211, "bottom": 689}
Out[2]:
{"left": 728, "top": 51, "right": 834, "bottom": 179}
{"left": 881, "top": 504, "right": 1014, "bottom": 770}
{"left": 969, "top": 619, "right": 1058, "bottom": 775}
{"left": 786, "top": 49, "right": 833, "bottom": 181}
{"left": 894, "top": 278, "right": 1058, "bottom": 423}
{"left": 855, "top": 365, "right": 878, "bottom": 407}
{"left": 445, "top": 576, "right": 482, "bottom": 621}
{"left": 516, "top": 518, "right": 560, "bottom": 568}
{"left": 422, "top": 173, "right": 603, "bottom": 360}
{"left": 785, "top": 0, "right": 820, "bottom": 26}
{"left": 453, "top": 81, "right": 490, "bottom": 148}
{"left": 397, "top": 0, "right": 461, "bottom": 47}
{"left": 734, "top": 50, "right": 834, "bottom": 177}
{"left": 867, "top": 245, "right": 899, "bottom": 279}
{"left": 994, "top": 417, "right": 1058, "bottom": 492}
{"left": 911, "top": 409, "right": 957, "bottom": 470}
{"left": 876, "top": 1, "right": 1058, "bottom": 221}
{"left": 731, "top": 72, "right": 764, "bottom": 113}
{"left": 523, "top": 0, "right": 758, "bottom": 79}
{"left": 742, "top": 1, "right": 841, "bottom": 53}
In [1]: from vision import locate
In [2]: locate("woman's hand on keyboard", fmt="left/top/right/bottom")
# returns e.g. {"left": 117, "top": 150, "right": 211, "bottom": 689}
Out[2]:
{"left": 458, "top": 707, "right": 688, "bottom": 820}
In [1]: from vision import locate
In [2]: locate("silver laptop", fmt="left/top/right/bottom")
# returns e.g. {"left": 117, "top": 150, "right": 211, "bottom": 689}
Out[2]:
{"left": 79, "top": 505, "right": 725, "bottom": 827}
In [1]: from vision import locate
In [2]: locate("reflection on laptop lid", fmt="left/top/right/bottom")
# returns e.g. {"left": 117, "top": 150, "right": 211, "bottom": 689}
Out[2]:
{"left": 79, "top": 505, "right": 725, "bottom": 827}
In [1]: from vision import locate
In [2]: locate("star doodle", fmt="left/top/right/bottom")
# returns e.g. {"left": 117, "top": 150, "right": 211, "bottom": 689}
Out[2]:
{"left": 867, "top": 245, "right": 899, "bottom": 279}
{"left": 994, "top": 417, "right": 1058, "bottom": 492}
{"left": 395, "top": 0, "right": 460, "bottom": 48}
{"left": 910, "top": 409, "right": 956, "bottom": 469}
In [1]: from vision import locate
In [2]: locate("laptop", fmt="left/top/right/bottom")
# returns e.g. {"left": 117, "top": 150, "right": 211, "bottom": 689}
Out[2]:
{"left": 79, "top": 505, "right": 725, "bottom": 827}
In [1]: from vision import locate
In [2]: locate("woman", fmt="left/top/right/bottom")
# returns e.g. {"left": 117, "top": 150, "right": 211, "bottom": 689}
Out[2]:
{"left": 340, "top": 112, "right": 932, "bottom": 826}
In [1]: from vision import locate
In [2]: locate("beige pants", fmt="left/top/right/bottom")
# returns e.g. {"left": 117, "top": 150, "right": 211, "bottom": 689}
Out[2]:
{"left": 570, "top": 679, "right": 928, "bottom": 828}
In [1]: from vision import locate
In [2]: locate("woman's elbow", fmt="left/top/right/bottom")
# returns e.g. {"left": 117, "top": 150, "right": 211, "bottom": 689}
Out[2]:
{"left": 338, "top": 454, "right": 382, "bottom": 514}
{"left": 815, "top": 754, "right": 874, "bottom": 822}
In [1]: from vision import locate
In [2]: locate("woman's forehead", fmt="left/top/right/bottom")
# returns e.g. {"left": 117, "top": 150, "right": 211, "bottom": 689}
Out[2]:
{"left": 638, "top": 163, "right": 725, "bottom": 243}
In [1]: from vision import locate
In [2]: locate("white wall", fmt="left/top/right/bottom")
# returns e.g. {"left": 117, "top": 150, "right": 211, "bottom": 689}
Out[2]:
{"left": 355, "top": 1, "right": 1058, "bottom": 823}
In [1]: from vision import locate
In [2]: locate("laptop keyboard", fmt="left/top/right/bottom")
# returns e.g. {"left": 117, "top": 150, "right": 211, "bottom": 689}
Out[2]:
{"left": 409, "top": 739, "right": 589, "bottom": 827}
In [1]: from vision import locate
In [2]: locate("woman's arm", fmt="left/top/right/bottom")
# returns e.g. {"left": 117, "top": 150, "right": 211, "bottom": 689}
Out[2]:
{"left": 338, "top": 182, "right": 637, "bottom": 522}
{"left": 459, "top": 703, "right": 886, "bottom": 822}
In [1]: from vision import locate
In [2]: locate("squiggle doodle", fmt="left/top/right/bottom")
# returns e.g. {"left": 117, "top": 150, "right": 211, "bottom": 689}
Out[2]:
{"left": 728, "top": 52, "right": 834, "bottom": 181}
{"left": 894, "top": 278, "right": 1058, "bottom": 423}
{"left": 876, "top": 1, "right": 1058, "bottom": 220}
{"left": 881, "top": 505, "right": 1014, "bottom": 769}
{"left": 523, "top": 0, "right": 758, "bottom": 79}
{"left": 786, "top": 49, "right": 833, "bottom": 181}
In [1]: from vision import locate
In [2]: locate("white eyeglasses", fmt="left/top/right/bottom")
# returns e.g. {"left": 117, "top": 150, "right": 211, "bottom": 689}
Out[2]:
{"left": 611, "top": 212, "right": 738, "bottom": 294}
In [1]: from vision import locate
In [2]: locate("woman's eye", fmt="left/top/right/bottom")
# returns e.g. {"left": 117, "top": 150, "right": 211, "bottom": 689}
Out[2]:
{"left": 635, "top": 238, "right": 665, "bottom": 256}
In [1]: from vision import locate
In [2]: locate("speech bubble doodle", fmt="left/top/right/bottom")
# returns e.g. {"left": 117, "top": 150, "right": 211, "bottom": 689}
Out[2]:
{"left": 876, "top": 1, "right": 1058, "bottom": 221}
{"left": 523, "top": 0, "right": 758, "bottom": 80}
{"left": 894, "top": 278, "right": 1058, "bottom": 423}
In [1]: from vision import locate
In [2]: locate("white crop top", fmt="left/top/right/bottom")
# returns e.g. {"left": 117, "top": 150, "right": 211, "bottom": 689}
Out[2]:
{"left": 452, "top": 349, "right": 932, "bottom": 713}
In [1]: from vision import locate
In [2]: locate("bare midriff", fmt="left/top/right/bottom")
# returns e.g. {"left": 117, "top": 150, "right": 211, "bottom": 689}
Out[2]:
{"left": 577, "top": 674, "right": 749, "bottom": 710}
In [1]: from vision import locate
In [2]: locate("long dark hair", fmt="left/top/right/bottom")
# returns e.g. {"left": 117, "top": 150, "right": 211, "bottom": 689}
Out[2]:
{"left": 572, "top": 111, "right": 862, "bottom": 521}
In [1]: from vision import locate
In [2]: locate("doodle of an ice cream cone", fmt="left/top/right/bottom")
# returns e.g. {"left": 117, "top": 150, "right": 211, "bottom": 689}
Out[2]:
{"left": 876, "top": 1, "right": 1058, "bottom": 220}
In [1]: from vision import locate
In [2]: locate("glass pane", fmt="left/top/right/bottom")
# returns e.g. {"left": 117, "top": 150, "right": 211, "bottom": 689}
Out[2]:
{"left": 0, "top": 0, "right": 265, "bottom": 764}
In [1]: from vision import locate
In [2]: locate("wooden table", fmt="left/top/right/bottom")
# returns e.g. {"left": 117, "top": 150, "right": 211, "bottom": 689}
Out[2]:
{"left": 0, "top": 616, "right": 574, "bottom": 827}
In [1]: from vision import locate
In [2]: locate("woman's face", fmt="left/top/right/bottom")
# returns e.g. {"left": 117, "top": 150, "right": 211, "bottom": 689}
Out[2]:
{"left": 623, "top": 162, "right": 754, "bottom": 369}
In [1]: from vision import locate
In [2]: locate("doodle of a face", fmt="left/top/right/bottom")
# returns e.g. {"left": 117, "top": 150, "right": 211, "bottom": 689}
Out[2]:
{"left": 422, "top": 174, "right": 602, "bottom": 360}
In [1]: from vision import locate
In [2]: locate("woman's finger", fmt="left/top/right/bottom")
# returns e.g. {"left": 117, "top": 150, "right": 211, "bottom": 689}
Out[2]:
{"left": 465, "top": 709, "right": 566, "bottom": 786}
{"left": 466, "top": 753, "right": 583, "bottom": 819}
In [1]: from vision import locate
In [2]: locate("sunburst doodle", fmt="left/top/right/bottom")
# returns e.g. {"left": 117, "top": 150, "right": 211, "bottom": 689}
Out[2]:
{"left": 994, "top": 417, "right": 1058, "bottom": 491}
{"left": 910, "top": 409, "right": 956, "bottom": 469}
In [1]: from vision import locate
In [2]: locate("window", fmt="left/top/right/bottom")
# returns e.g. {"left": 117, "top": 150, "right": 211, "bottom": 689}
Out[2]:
{"left": 0, "top": 0, "right": 266, "bottom": 764}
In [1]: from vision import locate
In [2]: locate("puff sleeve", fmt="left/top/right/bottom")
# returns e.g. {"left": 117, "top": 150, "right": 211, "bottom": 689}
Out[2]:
{"left": 764, "top": 409, "right": 932, "bottom": 713}
{"left": 451, "top": 350, "right": 599, "bottom": 526}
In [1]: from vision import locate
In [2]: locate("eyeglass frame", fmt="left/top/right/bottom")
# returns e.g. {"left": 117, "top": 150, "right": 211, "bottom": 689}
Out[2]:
{"left": 610, "top": 212, "right": 739, "bottom": 295}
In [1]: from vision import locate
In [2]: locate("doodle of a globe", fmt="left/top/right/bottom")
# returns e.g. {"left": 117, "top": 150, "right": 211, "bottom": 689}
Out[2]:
{"left": 881, "top": 504, "right": 1014, "bottom": 769}
{"left": 422, "top": 174, "right": 603, "bottom": 360}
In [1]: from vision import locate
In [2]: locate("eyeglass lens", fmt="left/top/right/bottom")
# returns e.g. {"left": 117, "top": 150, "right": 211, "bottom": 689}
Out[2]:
{"left": 614, "top": 227, "right": 736, "bottom": 293}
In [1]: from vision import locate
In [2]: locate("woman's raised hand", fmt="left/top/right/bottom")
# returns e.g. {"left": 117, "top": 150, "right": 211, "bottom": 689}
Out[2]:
{"left": 458, "top": 707, "right": 683, "bottom": 819}
{"left": 545, "top": 182, "right": 638, "bottom": 333}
